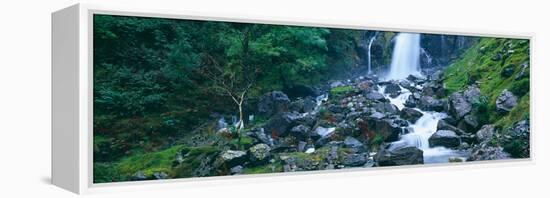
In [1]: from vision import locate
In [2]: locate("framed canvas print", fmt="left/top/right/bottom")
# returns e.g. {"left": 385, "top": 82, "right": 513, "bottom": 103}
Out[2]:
{"left": 52, "top": 3, "right": 533, "bottom": 194}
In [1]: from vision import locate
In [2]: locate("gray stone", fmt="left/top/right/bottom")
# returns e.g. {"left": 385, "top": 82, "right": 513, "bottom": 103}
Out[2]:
{"left": 249, "top": 144, "right": 271, "bottom": 162}
{"left": 343, "top": 153, "right": 368, "bottom": 167}
{"left": 376, "top": 145, "right": 423, "bottom": 166}
{"left": 476, "top": 125, "right": 495, "bottom": 143}
{"left": 220, "top": 150, "right": 247, "bottom": 167}
{"left": 400, "top": 107, "right": 423, "bottom": 123}
{"left": 258, "top": 91, "right": 291, "bottom": 117}
{"left": 496, "top": 89, "right": 518, "bottom": 113}
{"left": 429, "top": 130, "right": 461, "bottom": 148}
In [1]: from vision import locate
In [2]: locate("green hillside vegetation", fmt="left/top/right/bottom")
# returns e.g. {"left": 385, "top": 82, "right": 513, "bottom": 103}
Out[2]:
{"left": 444, "top": 38, "right": 530, "bottom": 129}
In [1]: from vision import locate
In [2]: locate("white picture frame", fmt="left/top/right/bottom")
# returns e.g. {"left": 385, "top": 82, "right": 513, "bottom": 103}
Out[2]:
{"left": 52, "top": 3, "right": 535, "bottom": 194}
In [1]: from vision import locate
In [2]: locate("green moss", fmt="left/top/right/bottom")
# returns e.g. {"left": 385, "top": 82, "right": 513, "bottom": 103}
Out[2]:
{"left": 242, "top": 162, "right": 284, "bottom": 174}
{"left": 444, "top": 38, "right": 530, "bottom": 130}
{"left": 116, "top": 145, "right": 186, "bottom": 177}
{"left": 330, "top": 85, "right": 355, "bottom": 98}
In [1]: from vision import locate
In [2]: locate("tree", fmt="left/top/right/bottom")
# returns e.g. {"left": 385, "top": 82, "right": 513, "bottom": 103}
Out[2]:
{"left": 198, "top": 24, "right": 259, "bottom": 147}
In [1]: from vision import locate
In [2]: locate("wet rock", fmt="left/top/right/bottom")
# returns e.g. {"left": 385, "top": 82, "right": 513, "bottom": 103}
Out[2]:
{"left": 476, "top": 125, "right": 495, "bottom": 143}
{"left": 400, "top": 107, "right": 423, "bottom": 123}
{"left": 343, "top": 153, "right": 368, "bottom": 167}
{"left": 404, "top": 94, "right": 419, "bottom": 108}
{"left": 437, "top": 120, "right": 465, "bottom": 135}
{"left": 264, "top": 112, "right": 302, "bottom": 137}
{"left": 358, "top": 117, "right": 402, "bottom": 143}
{"left": 374, "top": 102, "right": 399, "bottom": 115}
{"left": 418, "top": 96, "right": 445, "bottom": 112}
{"left": 220, "top": 150, "right": 247, "bottom": 167}
{"left": 429, "top": 130, "right": 461, "bottom": 148}
{"left": 289, "top": 124, "right": 311, "bottom": 140}
{"left": 376, "top": 145, "right": 424, "bottom": 166}
{"left": 384, "top": 83, "right": 402, "bottom": 98}
{"left": 457, "top": 114, "right": 479, "bottom": 133}
{"left": 258, "top": 91, "right": 291, "bottom": 117}
{"left": 344, "top": 136, "right": 367, "bottom": 153}
{"left": 496, "top": 89, "right": 518, "bottom": 113}
{"left": 365, "top": 90, "right": 387, "bottom": 102}
{"left": 422, "top": 82, "right": 445, "bottom": 98}
{"left": 449, "top": 92, "right": 471, "bottom": 119}
{"left": 407, "top": 74, "right": 427, "bottom": 83}
{"left": 249, "top": 144, "right": 271, "bottom": 163}
{"left": 247, "top": 128, "right": 274, "bottom": 146}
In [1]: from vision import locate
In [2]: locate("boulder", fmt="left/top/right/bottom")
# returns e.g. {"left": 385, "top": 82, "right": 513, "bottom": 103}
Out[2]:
{"left": 220, "top": 150, "right": 247, "bottom": 167}
{"left": 365, "top": 90, "right": 387, "bottom": 102}
{"left": 457, "top": 114, "right": 479, "bottom": 133}
{"left": 476, "top": 125, "right": 495, "bottom": 143}
{"left": 449, "top": 93, "right": 471, "bottom": 119}
{"left": 422, "top": 82, "right": 445, "bottom": 98}
{"left": 496, "top": 89, "right": 518, "bottom": 113}
{"left": 258, "top": 91, "right": 291, "bottom": 117}
{"left": 428, "top": 130, "right": 461, "bottom": 148}
{"left": 249, "top": 144, "right": 271, "bottom": 163}
{"left": 468, "top": 142, "right": 510, "bottom": 161}
{"left": 418, "top": 96, "right": 445, "bottom": 112}
{"left": 343, "top": 136, "right": 367, "bottom": 153}
{"left": 374, "top": 102, "right": 399, "bottom": 115}
{"left": 343, "top": 153, "right": 368, "bottom": 167}
{"left": 376, "top": 145, "right": 424, "bottom": 166}
{"left": 290, "top": 98, "right": 317, "bottom": 113}
{"left": 436, "top": 120, "right": 465, "bottom": 135}
{"left": 359, "top": 116, "right": 402, "bottom": 143}
{"left": 247, "top": 128, "right": 274, "bottom": 146}
{"left": 463, "top": 86, "right": 482, "bottom": 103}
{"left": 384, "top": 83, "right": 402, "bottom": 98}
{"left": 264, "top": 112, "right": 302, "bottom": 137}
{"left": 400, "top": 107, "right": 423, "bottom": 123}
{"left": 289, "top": 124, "right": 311, "bottom": 140}
{"left": 404, "top": 94, "right": 419, "bottom": 108}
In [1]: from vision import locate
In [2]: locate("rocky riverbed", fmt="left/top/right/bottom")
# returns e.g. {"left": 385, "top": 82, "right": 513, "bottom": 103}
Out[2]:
{"left": 130, "top": 70, "right": 529, "bottom": 180}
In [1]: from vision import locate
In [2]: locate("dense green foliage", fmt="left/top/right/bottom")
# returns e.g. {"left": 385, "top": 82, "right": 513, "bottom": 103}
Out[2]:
{"left": 93, "top": 14, "right": 369, "bottom": 180}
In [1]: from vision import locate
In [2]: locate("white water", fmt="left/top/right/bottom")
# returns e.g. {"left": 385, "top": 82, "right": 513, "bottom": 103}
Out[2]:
{"left": 386, "top": 33, "right": 422, "bottom": 80}
{"left": 379, "top": 84, "right": 467, "bottom": 163}
{"left": 367, "top": 32, "right": 379, "bottom": 74}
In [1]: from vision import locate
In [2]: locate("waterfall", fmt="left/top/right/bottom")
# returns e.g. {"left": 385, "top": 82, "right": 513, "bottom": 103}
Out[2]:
{"left": 367, "top": 32, "right": 379, "bottom": 74}
{"left": 386, "top": 33, "right": 421, "bottom": 80}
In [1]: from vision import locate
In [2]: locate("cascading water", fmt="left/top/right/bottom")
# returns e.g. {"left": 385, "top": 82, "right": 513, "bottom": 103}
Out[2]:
{"left": 386, "top": 33, "right": 421, "bottom": 80}
{"left": 378, "top": 33, "right": 467, "bottom": 163}
{"left": 367, "top": 32, "right": 379, "bottom": 74}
